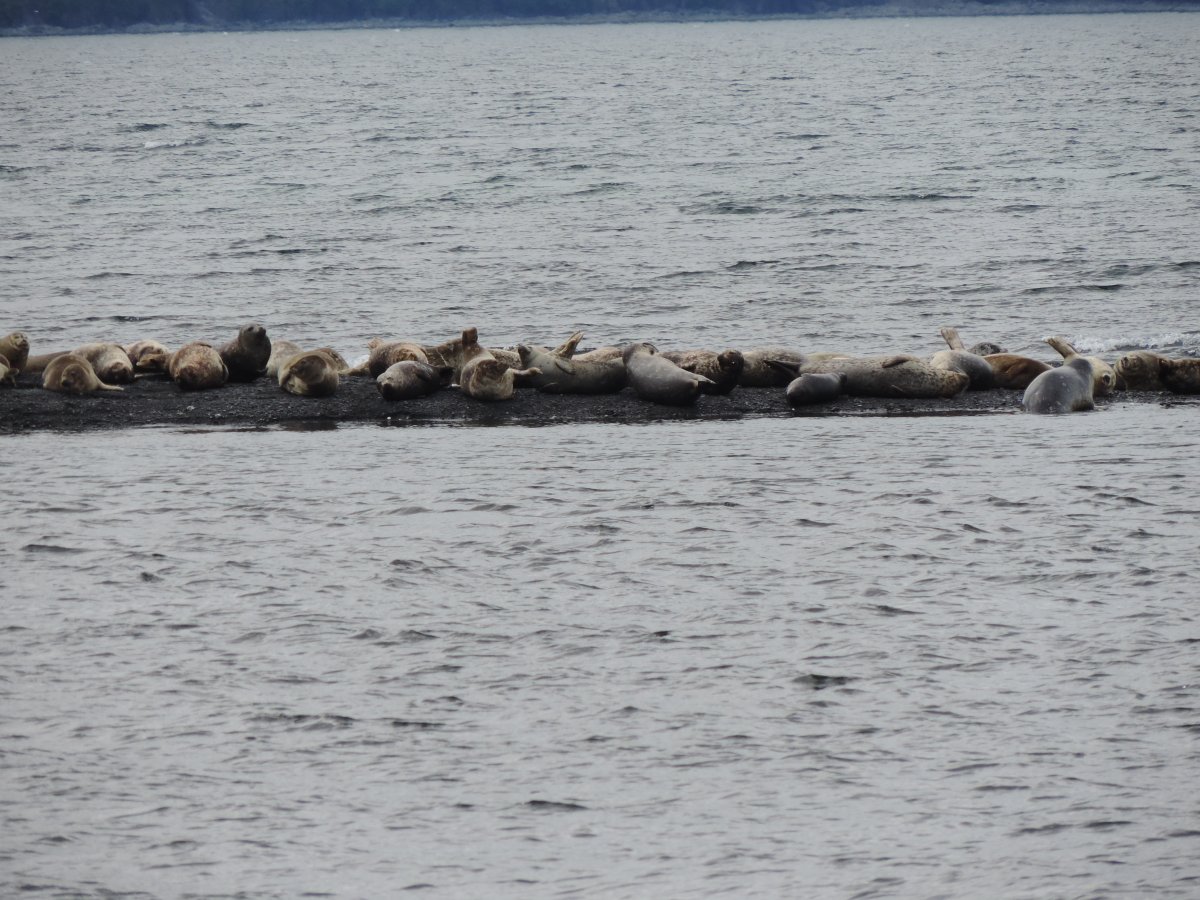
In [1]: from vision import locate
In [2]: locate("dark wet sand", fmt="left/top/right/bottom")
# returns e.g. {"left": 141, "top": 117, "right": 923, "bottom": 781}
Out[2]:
{"left": 0, "top": 372, "right": 1192, "bottom": 432}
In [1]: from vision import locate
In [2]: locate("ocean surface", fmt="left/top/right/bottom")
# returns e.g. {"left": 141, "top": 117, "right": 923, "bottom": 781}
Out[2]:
{"left": 3, "top": 13, "right": 1200, "bottom": 898}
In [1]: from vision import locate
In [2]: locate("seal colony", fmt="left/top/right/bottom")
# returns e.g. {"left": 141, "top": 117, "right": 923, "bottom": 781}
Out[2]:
{"left": 0, "top": 324, "right": 1196, "bottom": 432}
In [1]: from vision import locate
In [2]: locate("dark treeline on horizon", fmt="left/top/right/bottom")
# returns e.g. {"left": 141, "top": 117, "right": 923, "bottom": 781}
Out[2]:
{"left": 0, "top": 0, "right": 1185, "bottom": 31}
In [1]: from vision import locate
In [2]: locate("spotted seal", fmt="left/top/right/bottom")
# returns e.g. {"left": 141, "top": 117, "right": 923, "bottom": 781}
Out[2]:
{"left": 930, "top": 327, "right": 995, "bottom": 390}
{"left": 167, "top": 341, "right": 228, "bottom": 391}
{"left": 278, "top": 349, "right": 341, "bottom": 397}
{"left": 622, "top": 342, "right": 713, "bottom": 405}
{"left": 516, "top": 340, "right": 627, "bottom": 394}
{"left": 376, "top": 360, "right": 450, "bottom": 400}
{"left": 42, "top": 353, "right": 124, "bottom": 395}
{"left": 0, "top": 332, "right": 30, "bottom": 374}
{"left": 1045, "top": 337, "right": 1115, "bottom": 397}
{"left": 1114, "top": 351, "right": 1200, "bottom": 394}
{"left": 1023, "top": 357, "right": 1112, "bottom": 414}
{"left": 794, "top": 354, "right": 968, "bottom": 399}
{"left": 123, "top": 339, "right": 171, "bottom": 373}
{"left": 218, "top": 324, "right": 271, "bottom": 382}
{"left": 265, "top": 339, "right": 304, "bottom": 380}
{"left": 660, "top": 349, "right": 744, "bottom": 395}
{"left": 459, "top": 357, "right": 541, "bottom": 401}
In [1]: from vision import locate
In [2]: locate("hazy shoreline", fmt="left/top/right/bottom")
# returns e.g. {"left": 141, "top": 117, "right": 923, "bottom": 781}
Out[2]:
{"left": 1, "top": 1, "right": 1192, "bottom": 38}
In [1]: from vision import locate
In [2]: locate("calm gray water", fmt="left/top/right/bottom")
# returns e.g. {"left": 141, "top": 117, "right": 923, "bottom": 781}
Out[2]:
{"left": 3, "top": 13, "right": 1200, "bottom": 899}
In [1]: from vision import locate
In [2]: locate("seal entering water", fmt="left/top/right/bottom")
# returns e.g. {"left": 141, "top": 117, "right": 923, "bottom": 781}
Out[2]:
{"left": 1023, "top": 357, "right": 1112, "bottom": 414}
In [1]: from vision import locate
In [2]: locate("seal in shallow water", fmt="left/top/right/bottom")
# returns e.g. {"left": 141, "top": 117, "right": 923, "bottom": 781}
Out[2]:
{"left": 1045, "top": 336, "right": 1115, "bottom": 397}
{"left": 1023, "top": 356, "right": 1112, "bottom": 414}
{"left": 167, "top": 342, "right": 228, "bottom": 391}
{"left": 218, "top": 324, "right": 272, "bottom": 382}
{"left": 0, "top": 332, "right": 30, "bottom": 374}
{"left": 42, "top": 353, "right": 124, "bottom": 395}
{"left": 623, "top": 342, "right": 713, "bottom": 405}
{"left": 278, "top": 349, "right": 341, "bottom": 397}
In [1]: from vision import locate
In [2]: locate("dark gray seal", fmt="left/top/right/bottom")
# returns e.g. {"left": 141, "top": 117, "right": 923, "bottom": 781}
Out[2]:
{"left": 786, "top": 371, "right": 847, "bottom": 406}
{"left": 1023, "top": 357, "right": 1112, "bottom": 414}
{"left": 218, "top": 324, "right": 272, "bottom": 382}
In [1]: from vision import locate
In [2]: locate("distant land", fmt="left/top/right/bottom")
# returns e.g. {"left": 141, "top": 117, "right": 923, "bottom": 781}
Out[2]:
{"left": 0, "top": 0, "right": 1194, "bottom": 36}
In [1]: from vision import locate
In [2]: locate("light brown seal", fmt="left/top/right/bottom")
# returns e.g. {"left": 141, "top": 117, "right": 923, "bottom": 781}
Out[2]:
{"left": 661, "top": 350, "right": 745, "bottom": 395}
{"left": 0, "top": 332, "right": 30, "bottom": 373}
{"left": 355, "top": 339, "right": 430, "bottom": 378}
{"left": 70, "top": 343, "right": 135, "bottom": 384}
{"left": 167, "top": 341, "right": 228, "bottom": 391}
{"left": 1114, "top": 351, "right": 1200, "bottom": 394}
{"left": 218, "top": 324, "right": 271, "bottom": 382}
{"left": 1045, "top": 337, "right": 1115, "bottom": 397}
{"left": 265, "top": 339, "right": 304, "bottom": 380}
{"left": 738, "top": 347, "right": 808, "bottom": 387}
{"left": 376, "top": 360, "right": 450, "bottom": 400}
{"left": 278, "top": 350, "right": 341, "bottom": 397}
{"left": 623, "top": 342, "right": 713, "bottom": 405}
{"left": 516, "top": 342, "right": 627, "bottom": 395}
{"left": 930, "top": 327, "right": 995, "bottom": 390}
{"left": 1023, "top": 357, "right": 1110, "bottom": 414}
{"left": 984, "top": 353, "right": 1051, "bottom": 390}
{"left": 123, "top": 339, "right": 170, "bottom": 373}
{"left": 796, "top": 354, "right": 968, "bottom": 398}
{"left": 459, "top": 356, "right": 541, "bottom": 401}
{"left": 0, "top": 355, "right": 14, "bottom": 387}
{"left": 42, "top": 353, "right": 124, "bottom": 395}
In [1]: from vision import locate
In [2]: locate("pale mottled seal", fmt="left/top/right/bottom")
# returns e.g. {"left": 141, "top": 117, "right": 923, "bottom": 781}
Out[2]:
{"left": 0, "top": 332, "right": 30, "bottom": 373}
{"left": 931, "top": 327, "right": 995, "bottom": 390}
{"left": 356, "top": 339, "right": 429, "bottom": 378}
{"left": 278, "top": 350, "right": 341, "bottom": 397}
{"left": 516, "top": 342, "right": 627, "bottom": 395}
{"left": 167, "top": 341, "right": 228, "bottom": 391}
{"left": 265, "top": 339, "right": 304, "bottom": 380}
{"left": 570, "top": 345, "right": 624, "bottom": 364}
{"left": 1114, "top": 351, "right": 1200, "bottom": 394}
{"left": 1023, "top": 357, "right": 1112, "bottom": 414}
{"left": 797, "top": 354, "right": 968, "bottom": 399}
{"left": 622, "top": 342, "right": 713, "bottom": 405}
{"left": 123, "top": 339, "right": 170, "bottom": 373}
{"left": 1045, "top": 337, "right": 1115, "bottom": 397}
{"left": 69, "top": 343, "right": 135, "bottom": 384}
{"left": 969, "top": 341, "right": 1006, "bottom": 356}
{"left": 459, "top": 357, "right": 541, "bottom": 401}
{"left": 42, "top": 353, "right": 124, "bottom": 395}
{"left": 984, "top": 353, "right": 1051, "bottom": 390}
{"left": 661, "top": 350, "right": 745, "bottom": 395}
{"left": 218, "top": 324, "right": 271, "bottom": 382}
{"left": 376, "top": 360, "right": 450, "bottom": 400}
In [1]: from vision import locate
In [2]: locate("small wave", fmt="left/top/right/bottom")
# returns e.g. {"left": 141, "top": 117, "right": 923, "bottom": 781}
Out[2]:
{"left": 1068, "top": 333, "right": 1192, "bottom": 353}
{"left": 141, "top": 137, "right": 208, "bottom": 150}
{"left": 205, "top": 121, "right": 252, "bottom": 129}
{"left": 120, "top": 122, "right": 169, "bottom": 132}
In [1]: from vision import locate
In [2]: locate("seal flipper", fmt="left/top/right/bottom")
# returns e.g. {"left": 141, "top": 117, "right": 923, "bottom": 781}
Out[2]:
{"left": 765, "top": 359, "right": 802, "bottom": 378}
{"left": 939, "top": 327, "right": 966, "bottom": 351}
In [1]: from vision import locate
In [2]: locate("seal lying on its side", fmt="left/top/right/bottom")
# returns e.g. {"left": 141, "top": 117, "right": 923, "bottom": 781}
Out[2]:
{"left": 265, "top": 339, "right": 304, "bottom": 380}
{"left": 623, "top": 342, "right": 713, "bottom": 405}
{"left": 738, "top": 348, "right": 808, "bottom": 387}
{"left": 1114, "top": 351, "right": 1200, "bottom": 394}
{"left": 459, "top": 357, "right": 541, "bottom": 401}
{"left": 376, "top": 360, "right": 450, "bottom": 400}
{"left": 516, "top": 342, "right": 627, "bottom": 394}
{"left": 984, "top": 353, "right": 1051, "bottom": 390}
{"left": 167, "top": 342, "right": 228, "bottom": 391}
{"left": 766, "top": 362, "right": 848, "bottom": 406}
{"left": 0, "top": 332, "right": 30, "bottom": 373}
{"left": 42, "top": 354, "right": 124, "bottom": 395}
{"left": 930, "top": 327, "right": 995, "bottom": 391}
{"left": 1023, "top": 357, "right": 1112, "bottom": 414}
{"left": 660, "top": 350, "right": 744, "bottom": 395}
{"left": 1045, "top": 336, "right": 1115, "bottom": 397}
{"left": 795, "top": 354, "right": 969, "bottom": 399}
{"left": 278, "top": 350, "right": 342, "bottom": 397}
{"left": 123, "top": 339, "right": 170, "bottom": 373}
{"left": 219, "top": 324, "right": 272, "bottom": 382}
{"left": 72, "top": 343, "right": 135, "bottom": 385}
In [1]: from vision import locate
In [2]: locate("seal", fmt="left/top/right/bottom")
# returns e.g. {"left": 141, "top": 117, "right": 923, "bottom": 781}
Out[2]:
{"left": 796, "top": 354, "right": 968, "bottom": 399}
{"left": 766, "top": 364, "right": 847, "bottom": 406}
{"left": 422, "top": 328, "right": 484, "bottom": 382}
{"left": 516, "top": 341, "right": 626, "bottom": 394}
{"left": 42, "top": 353, "right": 124, "bottom": 395}
{"left": 167, "top": 341, "right": 228, "bottom": 391}
{"left": 622, "top": 342, "right": 713, "bottom": 405}
{"left": 376, "top": 360, "right": 450, "bottom": 400}
{"left": 278, "top": 349, "right": 341, "bottom": 397}
{"left": 1023, "top": 357, "right": 1112, "bottom": 414}
{"left": 969, "top": 341, "right": 1006, "bottom": 356}
{"left": 0, "top": 331, "right": 30, "bottom": 373}
{"left": 123, "top": 339, "right": 170, "bottom": 373}
{"left": 984, "top": 353, "right": 1051, "bottom": 390}
{"left": 71, "top": 343, "right": 135, "bottom": 385}
{"left": 265, "top": 339, "right": 304, "bottom": 380}
{"left": 1045, "top": 336, "right": 1115, "bottom": 397}
{"left": 218, "top": 324, "right": 271, "bottom": 382}
{"left": 1114, "top": 351, "right": 1200, "bottom": 394}
{"left": 459, "top": 356, "right": 541, "bottom": 401}
{"left": 930, "top": 327, "right": 995, "bottom": 390}
{"left": 0, "top": 355, "right": 13, "bottom": 387}
{"left": 738, "top": 347, "right": 808, "bottom": 387}
{"left": 660, "top": 350, "right": 744, "bottom": 395}
{"left": 357, "top": 339, "right": 430, "bottom": 378}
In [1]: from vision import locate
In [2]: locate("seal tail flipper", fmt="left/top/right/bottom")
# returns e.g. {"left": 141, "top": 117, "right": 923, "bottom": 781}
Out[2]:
{"left": 97, "top": 381, "right": 124, "bottom": 392}
{"left": 552, "top": 331, "right": 585, "bottom": 359}
{"left": 939, "top": 326, "right": 966, "bottom": 350}
{"left": 1045, "top": 336, "right": 1079, "bottom": 360}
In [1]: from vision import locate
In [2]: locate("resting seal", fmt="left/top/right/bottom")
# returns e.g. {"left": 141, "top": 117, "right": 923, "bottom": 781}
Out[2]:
{"left": 376, "top": 360, "right": 450, "bottom": 400}
{"left": 218, "top": 324, "right": 271, "bottom": 382}
{"left": 1023, "top": 357, "right": 1112, "bottom": 414}
{"left": 355, "top": 339, "right": 430, "bottom": 377}
{"left": 0, "top": 332, "right": 30, "bottom": 373}
{"left": 167, "top": 341, "right": 228, "bottom": 391}
{"left": 459, "top": 357, "right": 541, "bottom": 401}
{"left": 1045, "top": 336, "right": 1115, "bottom": 397}
{"left": 795, "top": 354, "right": 968, "bottom": 398}
{"left": 42, "top": 353, "right": 124, "bottom": 395}
{"left": 123, "top": 339, "right": 170, "bottom": 373}
{"left": 766, "top": 364, "right": 847, "bottom": 406}
{"left": 984, "top": 353, "right": 1051, "bottom": 390}
{"left": 623, "top": 342, "right": 713, "bottom": 405}
{"left": 661, "top": 350, "right": 744, "bottom": 395}
{"left": 0, "top": 355, "right": 13, "bottom": 386}
{"left": 739, "top": 347, "right": 808, "bottom": 387}
{"left": 516, "top": 340, "right": 626, "bottom": 395}
{"left": 930, "top": 327, "right": 995, "bottom": 390}
{"left": 265, "top": 339, "right": 304, "bottom": 380}
{"left": 278, "top": 349, "right": 341, "bottom": 397}
{"left": 1114, "top": 351, "right": 1200, "bottom": 394}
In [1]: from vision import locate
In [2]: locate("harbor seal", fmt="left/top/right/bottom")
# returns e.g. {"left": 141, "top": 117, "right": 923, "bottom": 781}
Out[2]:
{"left": 278, "top": 349, "right": 341, "bottom": 397}
{"left": 984, "top": 353, "right": 1052, "bottom": 390}
{"left": 218, "top": 324, "right": 271, "bottom": 382}
{"left": 516, "top": 342, "right": 627, "bottom": 394}
{"left": 123, "top": 339, "right": 170, "bottom": 373}
{"left": 766, "top": 364, "right": 848, "bottom": 406}
{"left": 71, "top": 343, "right": 135, "bottom": 384}
{"left": 931, "top": 327, "right": 995, "bottom": 390}
{"left": 0, "top": 332, "right": 30, "bottom": 373}
{"left": 265, "top": 339, "right": 304, "bottom": 380}
{"left": 661, "top": 350, "right": 744, "bottom": 395}
{"left": 167, "top": 341, "right": 228, "bottom": 391}
{"left": 1114, "top": 351, "right": 1200, "bottom": 394}
{"left": 623, "top": 342, "right": 713, "bottom": 405}
{"left": 459, "top": 357, "right": 541, "bottom": 401}
{"left": 969, "top": 341, "right": 1006, "bottom": 356}
{"left": 0, "top": 355, "right": 13, "bottom": 386}
{"left": 797, "top": 354, "right": 968, "bottom": 399}
{"left": 376, "top": 360, "right": 450, "bottom": 400}
{"left": 1045, "top": 336, "right": 1115, "bottom": 397}
{"left": 42, "top": 353, "right": 124, "bottom": 395}
{"left": 358, "top": 338, "right": 430, "bottom": 377}
{"left": 739, "top": 347, "right": 809, "bottom": 387}
{"left": 1023, "top": 357, "right": 1112, "bottom": 414}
